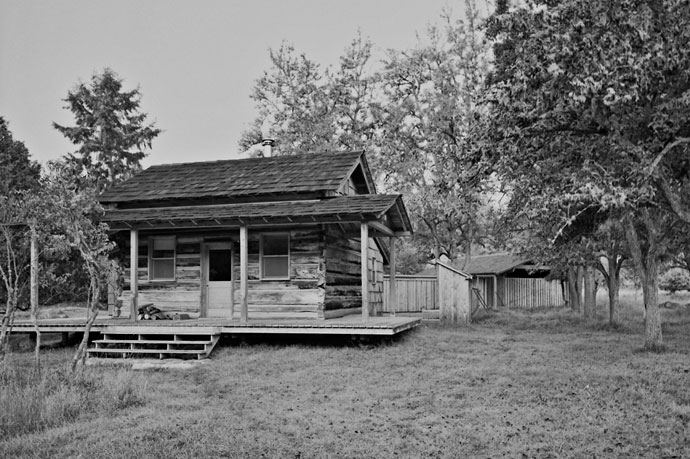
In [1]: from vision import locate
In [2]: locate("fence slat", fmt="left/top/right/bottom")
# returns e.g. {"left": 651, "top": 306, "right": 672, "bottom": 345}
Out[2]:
{"left": 502, "top": 278, "right": 566, "bottom": 308}
{"left": 382, "top": 276, "right": 437, "bottom": 312}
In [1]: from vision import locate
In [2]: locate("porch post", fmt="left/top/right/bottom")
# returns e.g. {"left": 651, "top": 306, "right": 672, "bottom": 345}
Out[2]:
{"left": 240, "top": 226, "right": 248, "bottom": 322}
{"left": 30, "top": 229, "right": 38, "bottom": 312}
{"left": 493, "top": 274, "right": 498, "bottom": 309}
{"left": 361, "top": 222, "right": 369, "bottom": 322}
{"left": 130, "top": 229, "right": 139, "bottom": 322}
{"left": 389, "top": 236, "right": 396, "bottom": 317}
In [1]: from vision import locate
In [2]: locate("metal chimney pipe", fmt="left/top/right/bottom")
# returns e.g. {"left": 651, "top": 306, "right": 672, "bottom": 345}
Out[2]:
{"left": 261, "top": 138, "right": 275, "bottom": 157}
{"left": 260, "top": 119, "right": 274, "bottom": 157}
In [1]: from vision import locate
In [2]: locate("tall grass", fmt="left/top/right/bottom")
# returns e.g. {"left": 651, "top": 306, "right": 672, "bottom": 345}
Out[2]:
{"left": 0, "top": 360, "right": 146, "bottom": 439}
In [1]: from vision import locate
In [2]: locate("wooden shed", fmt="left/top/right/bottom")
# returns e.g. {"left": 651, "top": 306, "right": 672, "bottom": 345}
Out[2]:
{"left": 464, "top": 253, "right": 568, "bottom": 309}
{"left": 99, "top": 150, "right": 413, "bottom": 322}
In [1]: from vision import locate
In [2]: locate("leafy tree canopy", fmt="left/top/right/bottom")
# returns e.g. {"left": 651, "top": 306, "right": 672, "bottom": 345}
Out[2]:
{"left": 239, "top": 35, "right": 377, "bottom": 156}
{"left": 480, "top": 0, "right": 690, "bottom": 348}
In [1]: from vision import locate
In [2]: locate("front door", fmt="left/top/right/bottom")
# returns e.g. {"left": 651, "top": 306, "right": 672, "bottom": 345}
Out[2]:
{"left": 204, "top": 242, "right": 233, "bottom": 318}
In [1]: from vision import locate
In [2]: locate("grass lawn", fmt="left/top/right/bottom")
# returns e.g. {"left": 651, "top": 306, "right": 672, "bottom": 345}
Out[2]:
{"left": 1, "top": 295, "right": 689, "bottom": 458}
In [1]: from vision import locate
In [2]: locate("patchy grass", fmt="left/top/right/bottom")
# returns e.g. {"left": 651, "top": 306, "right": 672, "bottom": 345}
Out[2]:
{"left": 0, "top": 350, "right": 147, "bottom": 440}
{"left": 1, "top": 304, "right": 689, "bottom": 458}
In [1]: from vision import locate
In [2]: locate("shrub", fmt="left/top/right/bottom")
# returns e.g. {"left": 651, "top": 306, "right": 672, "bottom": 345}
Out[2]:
{"left": 659, "top": 268, "right": 690, "bottom": 294}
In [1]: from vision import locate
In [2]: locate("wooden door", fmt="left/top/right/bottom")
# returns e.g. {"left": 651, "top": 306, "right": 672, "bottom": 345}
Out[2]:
{"left": 203, "top": 242, "right": 233, "bottom": 318}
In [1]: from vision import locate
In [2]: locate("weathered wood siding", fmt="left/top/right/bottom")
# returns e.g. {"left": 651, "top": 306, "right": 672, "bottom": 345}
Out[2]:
{"left": 472, "top": 276, "right": 495, "bottom": 309}
{"left": 382, "top": 275, "right": 437, "bottom": 312}
{"left": 324, "top": 227, "right": 384, "bottom": 317}
{"left": 438, "top": 263, "right": 472, "bottom": 324}
{"left": 119, "top": 229, "right": 327, "bottom": 319}
{"left": 231, "top": 228, "right": 326, "bottom": 319}
{"left": 121, "top": 235, "right": 203, "bottom": 316}
{"left": 500, "top": 277, "right": 567, "bottom": 308}
{"left": 368, "top": 243, "right": 384, "bottom": 315}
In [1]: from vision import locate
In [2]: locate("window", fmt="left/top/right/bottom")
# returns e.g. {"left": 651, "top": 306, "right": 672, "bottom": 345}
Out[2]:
{"left": 261, "top": 233, "right": 289, "bottom": 279}
{"left": 150, "top": 236, "right": 175, "bottom": 280}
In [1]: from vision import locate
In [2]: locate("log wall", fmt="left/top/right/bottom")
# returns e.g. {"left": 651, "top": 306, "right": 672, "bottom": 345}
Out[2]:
{"left": 323, "top": 226, "right": 384, "bottom": 318}
{"left": 120, "top": 235, "right": 203, "bottom": 317}
{"left": 115, "top": 226, "right": 388, "bottom": 320}
{"left": 231, "top": 228, "right": 326, "bottom": 319}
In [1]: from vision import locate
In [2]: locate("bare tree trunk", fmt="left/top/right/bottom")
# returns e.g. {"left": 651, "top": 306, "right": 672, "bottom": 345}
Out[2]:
{"left": 0, "top": 297, "right": 15, "bottom": 359}
{"left": 461, "top": 225, "right": 473, "bottom": 271}
{"left": 576, "top": 266, "right": 584, "bottom": 312}
{"left": 71, "top": 272, "right": 100, "bottom": 372}
{"left": 30, "top": 229, "right": 41, "bottom": 374}
{"left": 642, "top": 262, "right": 662, "bottom": 348}
{"left": 607, "top": 254, "right": 621, "bottom": 325}
{"left": 624, "top": 212, "right": 663, "bottom": 350}
{"left": 567, "top": 266, "right": 580, "bottom": 312}
{"left": 583, "top": 265, "right": 596, "bottom": 319}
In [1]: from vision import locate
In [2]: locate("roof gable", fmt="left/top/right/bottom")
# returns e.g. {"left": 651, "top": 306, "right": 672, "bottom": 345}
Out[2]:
{"left": 100, "top": 150, "right": 372, "bottom": 204}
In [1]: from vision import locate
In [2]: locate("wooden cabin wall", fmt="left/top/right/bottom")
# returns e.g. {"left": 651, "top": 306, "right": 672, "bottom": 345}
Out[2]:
{"left": 323, "top": 226, "right": 384, "bottom": 318}
{"left": 231, "top": 227, "right": 326, "bottom": 319}
{"left": 119, "top": 235, "right": 203, "bottom": 317}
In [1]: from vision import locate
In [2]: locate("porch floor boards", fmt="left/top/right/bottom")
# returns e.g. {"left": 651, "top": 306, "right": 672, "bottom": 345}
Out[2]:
{"left": 10, "top": 315, "right": 422, "bottom": 336}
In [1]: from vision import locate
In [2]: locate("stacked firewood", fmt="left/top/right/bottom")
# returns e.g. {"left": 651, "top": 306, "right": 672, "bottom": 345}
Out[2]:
{"left": 137, "top": 304, "right": 171, "bottom": 320}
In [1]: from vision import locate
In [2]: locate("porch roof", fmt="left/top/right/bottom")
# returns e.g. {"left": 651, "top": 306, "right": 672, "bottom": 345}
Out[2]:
{"left": 102, "top": 194, "right": 412, "bottom": 234}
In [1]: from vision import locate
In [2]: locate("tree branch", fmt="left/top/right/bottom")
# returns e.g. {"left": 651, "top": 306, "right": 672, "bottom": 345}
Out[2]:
{"left": 646, "top": 137, "right": 690, "bottom": 178}
{"left": 659, "top": 179, "right": 690, "bottom": 224}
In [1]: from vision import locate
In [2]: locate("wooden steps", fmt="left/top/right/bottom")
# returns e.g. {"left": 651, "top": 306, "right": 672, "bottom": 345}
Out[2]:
{"left": 87, "top": 332, "right": 220, "bottom": 360}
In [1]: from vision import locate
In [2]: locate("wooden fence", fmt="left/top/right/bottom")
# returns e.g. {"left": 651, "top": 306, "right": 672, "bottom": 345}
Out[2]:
{"left": 498, "top": 277, "right": 567, "bottom": 308}
{"left": 382, "top": 275, "right": 437, "bottom": 312}
{"left": 383, "top": 263, "right": 472, "bottom": 323}
{"left": 437, "top": 262, "right": 472, "bottom": 324}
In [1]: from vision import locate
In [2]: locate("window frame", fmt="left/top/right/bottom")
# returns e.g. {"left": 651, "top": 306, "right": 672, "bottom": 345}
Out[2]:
{"left": 149, "top": 236, "right": 176, "bottom": 281}
{"left": 260, "top": 233, "right": 290, "bottom": 281}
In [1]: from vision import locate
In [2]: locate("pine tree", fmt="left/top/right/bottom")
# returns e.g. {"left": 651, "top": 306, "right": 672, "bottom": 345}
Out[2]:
{"left": 53, "top": 68, "right": 161, "bottom": 192}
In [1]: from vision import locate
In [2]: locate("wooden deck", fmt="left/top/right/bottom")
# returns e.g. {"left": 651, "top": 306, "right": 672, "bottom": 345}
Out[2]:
{"left": 9, "top": 315, "right": 422, "bottom": 337}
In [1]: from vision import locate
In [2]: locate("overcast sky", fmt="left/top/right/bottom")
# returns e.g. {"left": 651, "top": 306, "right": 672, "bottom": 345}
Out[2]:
{"left": 1, "top": 0, "right": 485, "bottom": 167}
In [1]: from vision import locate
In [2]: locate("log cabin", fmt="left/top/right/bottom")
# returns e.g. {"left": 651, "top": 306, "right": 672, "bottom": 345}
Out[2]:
{"left": 99, "top": 149, "right": 412, "bottom": 322}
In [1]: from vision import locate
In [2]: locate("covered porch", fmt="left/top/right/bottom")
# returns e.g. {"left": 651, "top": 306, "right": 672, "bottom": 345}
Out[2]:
{"left": 102, "top": 194, "right": 412, "bottom": 323}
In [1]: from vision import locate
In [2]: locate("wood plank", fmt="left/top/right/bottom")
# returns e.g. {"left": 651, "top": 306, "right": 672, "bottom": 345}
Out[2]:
{"left": 240, "top": 226, "right": 248, "bottom": 322}
{"left": 130, "top": 229, "right": 139, "bottom": 322}
{"left": 232, "top": 289, "right": 322, "bottom": 305}
{"left": 30, "top": 230, "right": 38, "bottom": 314}
{"left": 389, "top": 236, "right": 396, "bottom": 316}
{"left": 361, "top": 223, "right": 368, "bottom": 322}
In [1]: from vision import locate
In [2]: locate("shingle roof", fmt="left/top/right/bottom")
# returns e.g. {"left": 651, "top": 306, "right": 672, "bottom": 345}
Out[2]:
{"left": 463, "top": 253, "right": 531, "bottom": 275}
{"left": 100, "top": 151, "right": 368, "bottom": 204}
{"left": 102, "top": 194, "right": 412, "bottom": 232}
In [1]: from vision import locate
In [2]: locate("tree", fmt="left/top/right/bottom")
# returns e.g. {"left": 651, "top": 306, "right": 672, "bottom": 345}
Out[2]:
{"left": 481, "top": 0, "right": 690, "bottom": 349}
{"left": 0, "top": 119, "right": 41, "bottom": 360}
{"left": 374, "top": 1, "right": 492, "bottom": 263}
{"left": 53, "top": 68, "right": 161, "bottom": 192}
{"left": 31, "top": 161, "right": 116, "bottom": 371}
{"left": 240, "top": 35, "right": 377, "bottom": 156}
{"left": 241, "top": 2, "right": 493, "bottom": 265}
{"left": 0, "top": 117, "right": 41, "bottom": 197}
{"left": 0, "top": 196, "right": 31, "bottom": 359}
